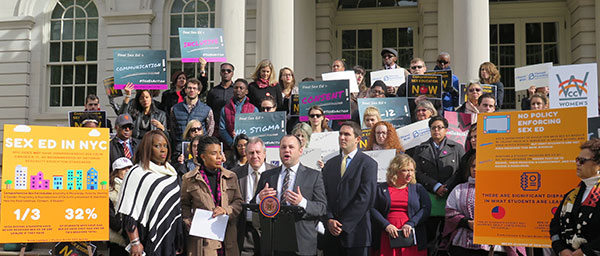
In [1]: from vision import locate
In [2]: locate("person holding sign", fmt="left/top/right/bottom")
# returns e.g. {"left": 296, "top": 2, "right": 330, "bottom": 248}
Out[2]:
{"left": 529, "top": 93, "right": 549, "bottom": 110}
{"left": 456, "top": 82, "right": 483, "bottom": 114}
{"left": 121, "top": 84, "right": 168, "bottom": 140}
{"left": 260, "top": 96, "right": 278, "bottom": 113}
{"left": 176, "top": 135, "right": 202, "bottom": 176}
{"left": 219, "top": 78, "right": 259, "bottom": 148}
{"left": 322, "top": 122, "right": 378, "bottom": 256}
{"left": 434, "top": 52, "right": 460, "bottom": 112}
{"left": 308, "top": 105, "right": 332, "bottom": 133}
{"left": 366, "top": 121, "right": 405, "bottom": 154}
{"left": 550, "top": 139, "right": 600, "bottom": 256}
{"left": 181, "top": 136, "right": 244, "bottom": 256}
{"left": 412, "top": 116, "right": 464, "bottom": 254}
{"left": 478, "top": 62, "right": 504, "bottom": 109}
{"left": 442, "top": 155, "right": 526, "bottom": 256}
{"left": 255, "top": 135, "right": 327, "bottom": 256}
{"left": 248, "top": 59, "right": 283, "bottom": 111}
{"left": 117, "top": 130, "right": 183, "bottom": 256}
{"left": 371, "top": 154, "right": 431, "bottom": 256}
{"left": 363, "top": 106, "right": 383, "bottom": 129}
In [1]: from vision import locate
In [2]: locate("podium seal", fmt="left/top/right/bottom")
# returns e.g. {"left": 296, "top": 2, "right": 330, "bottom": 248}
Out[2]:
{"left": 259, "top": 196, "right": 280, "bottom": 218}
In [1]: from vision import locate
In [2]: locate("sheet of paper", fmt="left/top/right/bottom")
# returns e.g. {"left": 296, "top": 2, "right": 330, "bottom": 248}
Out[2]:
{"left": 370, "top": 68, "right": 406, "bottom": 87}
{"left": 189, "top": 208, "right": 229, "bottom": 242}
{"left": 322, "top": 71, "right": 359, "bottom": 93}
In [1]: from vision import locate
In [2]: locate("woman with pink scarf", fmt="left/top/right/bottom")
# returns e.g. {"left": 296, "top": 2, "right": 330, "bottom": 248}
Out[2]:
{"left": 247, "top": 59, "right": 283, "bottom": 111}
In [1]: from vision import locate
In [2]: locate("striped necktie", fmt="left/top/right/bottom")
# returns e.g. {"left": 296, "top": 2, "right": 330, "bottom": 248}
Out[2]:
{"left": 122, "top": 141, "right": 132, "bottom": 159}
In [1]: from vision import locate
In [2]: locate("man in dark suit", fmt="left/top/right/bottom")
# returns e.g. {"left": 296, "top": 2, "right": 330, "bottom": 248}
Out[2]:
{"left": 109, "top": 114, "right": 139, "bottom": 169}
{"left": 231, "top": 137, "right": 275, "bottom": 256}
{"left": 255, "top": 135, "right": 327, "bottom": 256}
{"left": 321, "top": 121, "right": 377, "bottom": 256}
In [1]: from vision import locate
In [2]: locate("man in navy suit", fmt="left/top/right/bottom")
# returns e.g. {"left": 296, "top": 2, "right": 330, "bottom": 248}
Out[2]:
{"left": 321, "top": 121, "right": 378, "bottom": 256}
{"left": 255, "top": 135, "right": 327, "bottom": 256}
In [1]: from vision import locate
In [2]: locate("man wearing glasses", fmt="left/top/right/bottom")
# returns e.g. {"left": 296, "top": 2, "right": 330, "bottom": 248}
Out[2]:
{"left": 434, "top": 52, "right": 460, "bottom": 111}
{"left": 219, "top": 79, "right": 259, "bottom": 147}
{"left": 109, "top": 113, "right": 139, "bottom": 170}
{"left": 412, "top": 115, "right": 464, "bottom": 254}
{"left": 207, "top": 63, "right": 236, "bottom": 135}
{"left": 381, "top": 48, "right": 405, "bottom": 96}
{"left": 169, "top": 78, "right": 215, "bottom": 150}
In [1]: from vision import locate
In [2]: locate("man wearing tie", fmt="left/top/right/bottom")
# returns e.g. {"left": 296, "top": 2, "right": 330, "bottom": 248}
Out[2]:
{"left": 322, "top": 121, "right": 377, "bottom": 256}
{"left": 231, "top": 137, "right": 275, "bottom": 256}
{"left": 109, "top": 114, "right": 139, "bottom": 169}
{"left": 255, "top": 135, "right": 327, "bottom": 256}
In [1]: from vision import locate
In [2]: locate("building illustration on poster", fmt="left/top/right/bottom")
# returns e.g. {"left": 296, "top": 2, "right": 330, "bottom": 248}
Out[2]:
{"left": 87, "top": 168, "right": 98, "bottom": 190}
{"left": 30, "top": 172, "right": 50, "bottom": 190}
{"left": 53, "top": 176, "right": 63, "bottom": 190}
{"left": 15, "top": 165, "right": 27, "bottom": 189}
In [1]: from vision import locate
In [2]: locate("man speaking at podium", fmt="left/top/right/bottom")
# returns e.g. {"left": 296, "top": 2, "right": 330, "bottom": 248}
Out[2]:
{"left": 256, "top": 135, "right": 327, "bottom": 255}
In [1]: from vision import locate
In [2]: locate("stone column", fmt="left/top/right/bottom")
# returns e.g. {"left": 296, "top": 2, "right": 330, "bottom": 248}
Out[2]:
{"left": 453, "top": 0, "right": 490, "bottom": 82}
{"left": 257, "top": 0, "right": 295, "bottom": 71}
{"left": 216, "top": 0, "right": 245, "bottom": 73}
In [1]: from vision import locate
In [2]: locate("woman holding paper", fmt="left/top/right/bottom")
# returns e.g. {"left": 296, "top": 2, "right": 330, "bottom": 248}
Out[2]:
{"left": 366, "top": 121, "right": 405, "bottom": 154}
{"left": 248, "top": 59, "right": 283, "bottom": 111}
{"left": 443, "top": 155, "right": 526, "bottom": 256}
{"left": 456, "top": 82, "right": 483, "bottom": 114}
{"left": 181, "top": 136, "right": 243, "bottom": 256}
{"left": 371, "top": 154, "right": 431, "bottom": 256}
{"left": 550, "top": 139, "right": 600, "bottom": 256}
{"left": 117, "top": 130, "right": 183, "bottom": 256}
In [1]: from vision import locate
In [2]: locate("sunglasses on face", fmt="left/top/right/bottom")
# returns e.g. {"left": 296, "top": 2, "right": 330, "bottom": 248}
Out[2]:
{"left": 190, "top": 127, "right": 203, "bottom": 133}
{"left": 437, "top": 60, "right": 448, "bottom": 65}
{"left": 121, "top": 124, "right": 133, "bottom": 130}
{"left": 262, "top": 106, "right": 275, "bottom": 111}
{"left": 575, "top": 157, "right": 595, "bottom": 165}
{"left": 469, "top": 88, "right": 482, "bottom": 92}
{"left": 309, "top": 114, "right": 322, "bottom": 118}
{"left": 383, "top": 54, "right": 395, "bottom": 59}
{"left": 410, "top": 65, "right": 423, "bottom": 70}
{"left": 221, "top": 69, "right": 233, "bottom": 73}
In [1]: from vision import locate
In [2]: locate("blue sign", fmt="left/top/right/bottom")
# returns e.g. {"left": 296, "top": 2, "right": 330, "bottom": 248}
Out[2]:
{"left": 113, "top": 50, "right": 167, "bottom": 90}
{"left": 357, "top": 98, "right": 411, "bottom": 129}
{"left": 178, "top": 28, "right": 226, "bottom": 63}
{"left": 234, "top": 111, "right": 286, "bottom": 147}
{"left": 298, "top": 80, "right": 351, "bottom": 122}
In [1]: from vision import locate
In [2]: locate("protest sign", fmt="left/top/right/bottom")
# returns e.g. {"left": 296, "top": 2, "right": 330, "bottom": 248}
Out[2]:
{"left": 395, "top": 119, "right": 431, "bottom": 150}
{"left": 514, "top": 63, "right": 552, "bottom": 91}
{"left": 459, "top": 83, "right": 497, "bottom": 105}
{"left": 357, "top": 98, "right": 411, "bottom": 129}
{"left": 102, "top": 77, "right": 122, "bottom": 98}
{"left": 300, "top": 147, "right": 322, "bottom": 170}
{"left": 549, "top": 63, "right": 599, "bottom": 117}
{"left": 474, "top": 107, "right": 587, "bottom": 247}
{"left": 363, "top": 149, "right": 396, "bottom": 182}
{"left": 322, "top": 71, "right": 359, "bottom": 93}
{"left": 265, "top": 147, "right": 280, "bottom": 167}
{"left": 54, "top": 242, "right": 96, "bottom": 256}
{"left": 405, "top": 74, "right": 442, "bottom": 99}
{"left": 234, "top": 111, "right": 286, "bottom": 147}
{"left": 370, "top": 68, "right": 406, "bottom": 87}
{"left": 113, "top": 50, "right": 167, "bottom": 90}
{"left": 359, "top": 129, "right": 371, "bottom": 150}
{"left": 289, "top": 94, "right": 299, "bottom": 117}
{"left": 68, "top": 111, "right": 108, "bottom": 129}
{"left": 588, "top": 116, "right": 600, "bottom": 139}
{"left": 1, "top": 125, "right": 109, "bottom": 243}
{"left": 309, "top": 131, "right": 339, "bottom": 162}
{"left": 444, "top": 111, "right": 475, "bottom": 147}
{"left": 178, "top": 28, "right": 226, "bottom": 63}
{"left": 182, "top": 141, "right": 192, "bottom": 160}
{"left": 425, "top": 70, "right": 453, "bottom": 91}
{"left": 298, "top": 80, "right": 350, "bottom": 122}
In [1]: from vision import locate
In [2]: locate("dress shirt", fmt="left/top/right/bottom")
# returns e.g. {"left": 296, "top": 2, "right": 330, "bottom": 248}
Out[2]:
{"left": 246, "top": 163, "right": 266, "bottom": 221}
{"left": 276, "top": 162, "right": 307, "bottom": 209}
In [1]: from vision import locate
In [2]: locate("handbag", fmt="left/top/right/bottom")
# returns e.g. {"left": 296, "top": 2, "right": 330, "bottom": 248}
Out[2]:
{"left": 389, "top": 228, "right": 417, "bottom": 248}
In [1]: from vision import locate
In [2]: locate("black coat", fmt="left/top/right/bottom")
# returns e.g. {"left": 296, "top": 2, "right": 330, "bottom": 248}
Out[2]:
{"left": 412, "top": 138, "right": 465, "bottom": 193}
{"left": 322, "top": 150, "right": 378, "bottom": 248}
{"left": 109, "top": 137, "right": 139, "bottom": 169}
{"left": 371, "top": 183, "right": 431, "bottom": 251}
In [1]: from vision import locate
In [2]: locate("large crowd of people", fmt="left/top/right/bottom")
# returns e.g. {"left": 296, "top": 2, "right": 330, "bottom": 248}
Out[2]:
{"left": 93, "top": 51, "right": 600, "bottom": 256}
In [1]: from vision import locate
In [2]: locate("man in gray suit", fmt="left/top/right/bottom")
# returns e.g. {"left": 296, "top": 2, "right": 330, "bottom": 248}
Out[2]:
{"left": 255, "top": 135, "right": 327, "bottom": 256}
{"left": 231, "top": 137, "right": 275, "bottom": 256}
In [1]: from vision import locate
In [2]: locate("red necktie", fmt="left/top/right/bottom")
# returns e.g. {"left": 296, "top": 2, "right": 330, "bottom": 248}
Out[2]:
{"left": 122, "top": 141, "right": 132, "bottom": 159}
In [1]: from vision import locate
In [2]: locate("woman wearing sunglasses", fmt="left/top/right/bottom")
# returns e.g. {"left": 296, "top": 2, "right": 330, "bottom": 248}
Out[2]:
{"left": 550, "top": 139, "right": 600, "bottom": 256}
{"left": 456, "top": 82, "right": 483, "bottom": 114}
{"left": 308, "top": 105, "right": 332, "bottom": 133}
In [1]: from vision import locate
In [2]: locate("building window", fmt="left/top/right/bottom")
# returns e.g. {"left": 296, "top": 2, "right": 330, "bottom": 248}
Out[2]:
{"left": 169, "top": 0, "right": 215, "bottom": 88}
{"left": 382, "top": 27, "right": 414, "bottom": 68}
{"left": 342, "top": 29, "right": 373, "bottom": 82}
{"left": 490, "top": 24, "right": 516, "bottom": 109}
{"left": 49, "top": 0, "right": 98, "bottom": 107}
{"left": 525, "top": 22, "right": 559, "bottom": 65}
{"left": 339, "top": 0, "right": 417, "bottom": 8}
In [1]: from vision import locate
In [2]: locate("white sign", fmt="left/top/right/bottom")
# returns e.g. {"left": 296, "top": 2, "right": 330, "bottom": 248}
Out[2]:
{"left": 322, "top": 71, "right": 359, "bottom": 93}
{"left": 362, "top": 149, "right": 396, "bottom": 182}
{"left": 395, "top": 119, "right": 431, "bottom": 150}
{"left": 514, "top": 63, "right": 552, "bottom": 91}
{"left": 300, "top": 147, "right": 322, "bottom": 170}
{"left": 549, "top": 63, "right": 598, "bottom": 117}
{"left": 189, "top": 208, "right": 229, "bottom": 241}
{"left": 309, "top": 131, "right": 340, "bottom": 161}
{"left": 370, "top": 68, "right": 406, "bottom": 87}
{"left": 265, "top": 147, "right": 281, "bottom": 167}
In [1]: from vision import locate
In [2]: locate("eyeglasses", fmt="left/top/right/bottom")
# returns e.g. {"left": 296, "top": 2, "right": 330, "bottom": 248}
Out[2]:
{"left": 468, "top": 88, "right": 482, "bottom": 92}
{"left": 383, "top": 54, "right": 395, "bottom": 59}
{"left": 309, "top": 114, "right": 322, "bottom": 118}
{"left": 190, "top": 127, "right": 203, "bottom": 133}
{"left": 437, "top": 60, "right": 449, "bottom": 65}
{"left": 121, "top": 124, "right": 133, "bottom": 130}
{"left": 262, "top": 106, "right": 275, "bottom": 111}
{"left": 186, "top": 86, "right": 199, "bottom": 91}
{"left": 575, "top": 157, "right": 595, "bottom": 165}
{"left": 410, "top": 65, "right": 423, "bottom": 70}
{"left": 430, "top": 125, "right": 446, "bottom": 130}
{"left": 221, "top": 69, "right": 233, "bottom": 73}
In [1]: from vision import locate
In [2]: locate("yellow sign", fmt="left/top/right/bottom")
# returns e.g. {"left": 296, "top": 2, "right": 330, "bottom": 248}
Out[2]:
{"left": 474, "top": 107, "right": 586, "bottom": 247}
{"left": 1, "top": 125, "right": 109, "bottom": 243}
